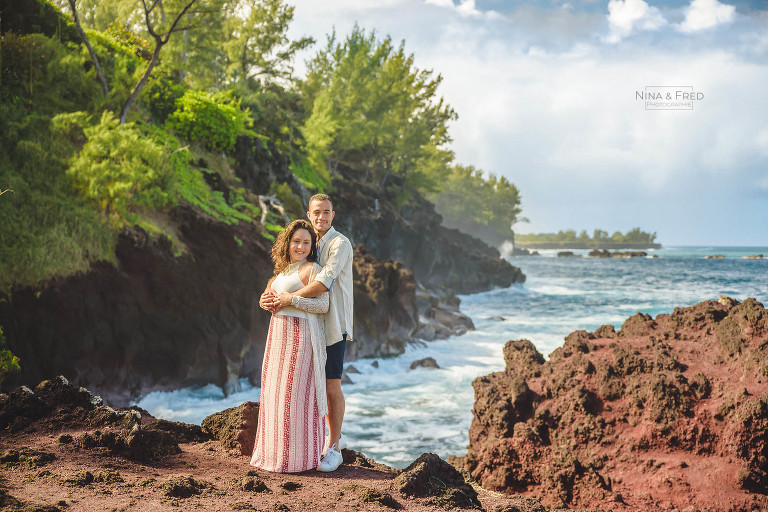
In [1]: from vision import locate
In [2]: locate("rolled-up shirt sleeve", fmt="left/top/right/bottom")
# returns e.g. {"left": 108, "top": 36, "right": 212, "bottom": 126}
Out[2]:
{"left": 315, "top": 238, "right": 352, "bottom": 290}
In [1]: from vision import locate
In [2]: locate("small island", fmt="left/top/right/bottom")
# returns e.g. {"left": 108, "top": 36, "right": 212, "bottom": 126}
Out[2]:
{"left": 515, "top": 227, "right": 661, "bottom": 250}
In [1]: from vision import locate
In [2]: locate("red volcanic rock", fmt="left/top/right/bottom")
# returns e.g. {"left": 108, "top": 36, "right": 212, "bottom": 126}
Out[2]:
{"left": 462, "top": 297, "right": 768, "bottom": 511}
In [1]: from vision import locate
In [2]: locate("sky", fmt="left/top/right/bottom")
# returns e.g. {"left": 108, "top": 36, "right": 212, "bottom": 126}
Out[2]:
{"left": 285, "top": 0, "right": 768, "bottom": 246}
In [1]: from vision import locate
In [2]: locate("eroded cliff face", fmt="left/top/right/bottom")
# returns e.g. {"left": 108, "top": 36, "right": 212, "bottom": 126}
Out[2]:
{"left": 0, "top": 206, "right": 274, "bottom": 406}
{"left": 460, "top": 297, "right": 768, "bottom": 511}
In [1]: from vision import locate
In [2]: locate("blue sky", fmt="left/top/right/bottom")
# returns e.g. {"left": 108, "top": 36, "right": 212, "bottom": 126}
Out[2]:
{"left": 287, "top": 0, "right": 768, "bottom": 245}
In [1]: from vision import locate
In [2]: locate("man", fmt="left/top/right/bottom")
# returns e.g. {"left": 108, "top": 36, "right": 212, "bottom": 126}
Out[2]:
{"left": 260, "top": 193, "right": 353, "bottom": 472}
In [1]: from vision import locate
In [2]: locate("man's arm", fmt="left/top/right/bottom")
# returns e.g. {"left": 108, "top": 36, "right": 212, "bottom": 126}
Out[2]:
{"left": 274, "top": 238, "right": 351, "bottom": 309}
{"left": 274, "top": 276, "right": 328, "bottom": 310}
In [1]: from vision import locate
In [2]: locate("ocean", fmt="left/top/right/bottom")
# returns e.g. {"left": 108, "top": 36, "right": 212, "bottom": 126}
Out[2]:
{"left": 135, "top": 246, "right": 768, "bottom": 468}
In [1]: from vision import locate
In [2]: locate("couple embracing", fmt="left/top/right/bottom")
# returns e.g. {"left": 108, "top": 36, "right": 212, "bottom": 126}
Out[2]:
{"left": 251, "top": 194, "right": 353, "bottom": 473}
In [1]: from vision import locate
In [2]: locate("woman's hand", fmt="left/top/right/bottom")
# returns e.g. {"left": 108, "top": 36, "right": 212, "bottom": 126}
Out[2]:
{"left": 260, "top": 289, "right": 278, "bottom": 313}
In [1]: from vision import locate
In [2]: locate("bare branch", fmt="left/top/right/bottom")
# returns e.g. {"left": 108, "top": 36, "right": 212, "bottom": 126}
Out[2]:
{"left": 0, "top": 188, "right": 15, "bottom": 196}
{"left": 142, "top": 0, "right": 163, "bottom": 41}
{"left": 162, "top": 0, "right": 198, "bottom": 44}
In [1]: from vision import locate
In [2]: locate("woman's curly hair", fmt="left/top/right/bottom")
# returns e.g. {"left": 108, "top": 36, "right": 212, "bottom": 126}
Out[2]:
{"left": 271, "top": 219, "right": 317, "bottom": 275}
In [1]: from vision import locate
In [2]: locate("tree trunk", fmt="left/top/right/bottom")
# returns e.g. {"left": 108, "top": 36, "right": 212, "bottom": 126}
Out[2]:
{"left": 120, "top": 44, "right": 162, "bottom": 124}
{"left": 67, "top": 0, "right": 109, "bottom": 96}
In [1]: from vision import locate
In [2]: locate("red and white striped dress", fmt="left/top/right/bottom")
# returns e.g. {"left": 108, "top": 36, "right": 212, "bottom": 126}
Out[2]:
{"left": 251, "top": 264, "right": 326, "bottom": 473}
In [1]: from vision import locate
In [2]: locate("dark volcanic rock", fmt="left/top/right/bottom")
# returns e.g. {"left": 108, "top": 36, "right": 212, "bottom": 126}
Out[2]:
{"left": 0, "top": 206, "right": 274, "bottom": 405}
{"left": 394, "top": 453, "right": 481, "bottom": 509}
{"left": 464, "top": 297, "right": 768, "bottom": 511}
{"left": 201, "top": 401, "right": 259, "bottom": 455}
{"left": 349, "top": 245, "right": 419, "bottom": 359}
{"left": 1, "top": 141, "right": 523, "bottom": 401}
{"left": 0, "top": 376, "right": 205, "bottom": 463}
{"left": 0, "top": 448, "right": 55, "bottom": 468}
{"left": 0, "top": 489, "right": 61, "bottom": 512}
{"left": 330, "top": 167, "right": 525, "bottom": 294}
{"left": 344, "top": 484, "right": 401, "bottom": 509}
{"left": 410, "top": 357, "right": 440, "bottom": 370}
{"left": 160, "top": 475, "right": 217, "bottom": 498}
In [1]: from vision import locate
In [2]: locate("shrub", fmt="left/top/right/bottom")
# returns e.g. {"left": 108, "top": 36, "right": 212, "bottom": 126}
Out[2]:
{"left": 166, "top": 90, "right": 252, "bottom": 152}
{"left": 145, "top": 73, "right": 186, "bottom": 124}
{"left": 289, "top": 153, "right": 329, "bottom": 192}
{"left": 0, "top": 326, "right": 21, "bottom": 387}
{"left": 104, "top": 23, "right": 153, "bottom": 61}
{"left": 65, "top": 111, "right": 175, "bottom": 221}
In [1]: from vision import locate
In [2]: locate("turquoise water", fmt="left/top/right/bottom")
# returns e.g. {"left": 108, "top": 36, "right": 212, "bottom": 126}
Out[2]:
{"left": 136, "top": 246, "right": 768, "bottom": 468}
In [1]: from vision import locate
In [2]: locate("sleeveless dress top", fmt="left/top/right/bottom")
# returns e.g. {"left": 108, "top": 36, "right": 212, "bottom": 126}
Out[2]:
{"left": 271, "top": 260, "right": 309, "bottom": 319}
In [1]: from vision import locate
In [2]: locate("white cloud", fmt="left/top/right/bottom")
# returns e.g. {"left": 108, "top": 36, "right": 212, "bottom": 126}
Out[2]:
{"left": 605, "top": 0, "right": 667, "bottom": 43}
{"left": 424, "top": 0, "right": 501, "bottom": 19}
{"left": 678, "top": 0, "right": 736, "bottom": 33}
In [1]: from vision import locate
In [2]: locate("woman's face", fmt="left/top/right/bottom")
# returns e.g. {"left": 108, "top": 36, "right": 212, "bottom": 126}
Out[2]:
{"left": 289, "top": 228, "right": 312, "bottom": 263}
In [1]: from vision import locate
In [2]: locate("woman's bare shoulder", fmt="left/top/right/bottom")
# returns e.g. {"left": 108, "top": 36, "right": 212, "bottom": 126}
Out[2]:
{"left": 298, "top": 261, "right": 313, "bottom": 284}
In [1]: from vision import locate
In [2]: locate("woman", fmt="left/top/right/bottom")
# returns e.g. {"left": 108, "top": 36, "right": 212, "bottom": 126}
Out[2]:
{"left": 251, "top": 219, "right": 329, "bottom": 473}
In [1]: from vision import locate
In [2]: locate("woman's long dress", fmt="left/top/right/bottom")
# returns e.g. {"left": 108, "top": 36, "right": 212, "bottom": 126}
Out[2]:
{"left": 250, "top": 261, "right": 328, "bottom": 473}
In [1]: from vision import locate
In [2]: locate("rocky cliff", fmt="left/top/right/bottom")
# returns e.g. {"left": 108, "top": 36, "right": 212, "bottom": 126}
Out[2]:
{"left": 0, "top": 206, "right": 274, "bottom": 406}
{"left": 458, "top": 297, "right": 768, "bottom": 511}
{"left": 1, "top": 135, "right": 523, "bottom": 404}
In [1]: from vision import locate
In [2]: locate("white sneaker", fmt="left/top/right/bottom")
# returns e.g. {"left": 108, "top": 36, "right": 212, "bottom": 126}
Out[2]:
{"left": 323, "top": 433, "right": 348, "bottom": 454}
{"left": 317, "top": 444, "right": 343, "bottom": 472}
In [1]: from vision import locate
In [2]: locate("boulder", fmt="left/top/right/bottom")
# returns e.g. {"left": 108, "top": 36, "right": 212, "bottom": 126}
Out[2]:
{"left": 201, "top": 401, "right": 259, "bottom": 455}
{"left": 394, "top": 453, "right": 481, "bottom": 509}
{"left": 410, "top": 358, "right": 441, "bottom": 370}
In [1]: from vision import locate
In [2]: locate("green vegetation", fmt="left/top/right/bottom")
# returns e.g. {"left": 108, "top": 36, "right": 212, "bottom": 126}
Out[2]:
{"left": 1, "top": 0, "right": 527, "bottom": 291}
{"left": 301, "top": 26, "right": 456, "bottom": 192}
{"left": 516, "top": 228, "right": 659, "bottom": 248}
{"left": 166, "top": 91, "right": 253, "bottom": 152}
{"left": 430, "top": 165, "right": 522, "bottom": 243}
{"left": 299, "top": 25, "right": 523, "bottom": 235}
{"left": 0, "top": 326, "right": 21, "bottom": 387}
{"left": 0, "top": 0, "right": 307, "bottom": 289}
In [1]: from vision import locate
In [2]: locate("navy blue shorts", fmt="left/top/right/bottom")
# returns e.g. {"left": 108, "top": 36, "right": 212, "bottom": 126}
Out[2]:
{"left": 325, "top": 339, "right": 347, "bottom": 379}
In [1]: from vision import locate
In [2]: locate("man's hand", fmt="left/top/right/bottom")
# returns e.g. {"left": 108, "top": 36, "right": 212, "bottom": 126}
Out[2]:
{"left": 276, "top": 292, "right": 293, "bottom": 311}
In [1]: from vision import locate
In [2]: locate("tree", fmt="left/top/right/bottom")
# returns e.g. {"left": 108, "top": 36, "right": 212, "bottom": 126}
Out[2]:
{"left": 120, "top": 0, "right": 198, "bottom": 123}
{"left": 430, "top": 165, "right": 523, "bottom": 242}
{"left": 301, "top": 26, "right": 456, "bottom": 190}
{"left": 220, "top": 0, "right": 314, "bottom": 87}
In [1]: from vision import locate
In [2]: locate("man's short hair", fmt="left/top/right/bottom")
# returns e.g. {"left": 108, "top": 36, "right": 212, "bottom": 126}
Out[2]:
{"left": 309, "top": 193, "right": 333, "bottom": 209}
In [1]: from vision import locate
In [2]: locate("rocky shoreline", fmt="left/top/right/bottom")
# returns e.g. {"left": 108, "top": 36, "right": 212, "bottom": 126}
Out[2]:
{"left": 4, "top": 299, "right": 768, "bottom": 512}
{"left": 0, "top": 376, "right": 556, "bottom": 512}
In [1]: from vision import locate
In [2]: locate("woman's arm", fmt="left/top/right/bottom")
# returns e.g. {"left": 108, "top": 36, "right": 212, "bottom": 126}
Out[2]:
{"left": 260, "top": 276, "right": 278, "bottom": 312}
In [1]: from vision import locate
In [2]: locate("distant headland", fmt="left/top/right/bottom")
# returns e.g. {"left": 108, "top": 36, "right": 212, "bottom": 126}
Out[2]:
{"left": 514, "top": 227, "right": 661, "bottom": 250}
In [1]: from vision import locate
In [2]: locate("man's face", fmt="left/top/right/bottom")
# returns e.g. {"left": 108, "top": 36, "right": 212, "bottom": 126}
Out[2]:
{"left": 307, "top": 199, "right": 335, "bottom": 235}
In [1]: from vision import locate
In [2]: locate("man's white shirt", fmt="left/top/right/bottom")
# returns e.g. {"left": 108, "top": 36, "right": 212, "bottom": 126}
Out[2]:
{"left": 314, "top": 226, "right": 354, "bottom": 346}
